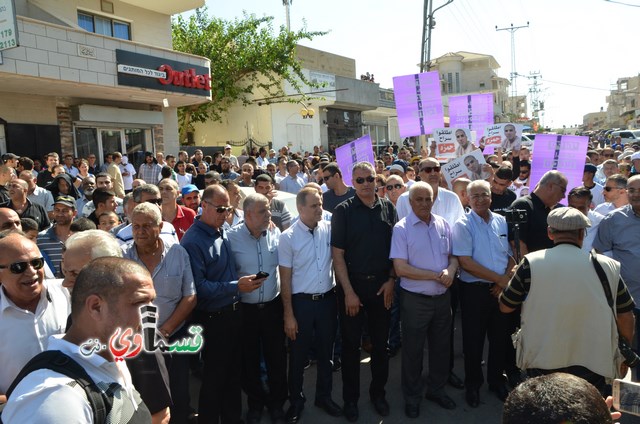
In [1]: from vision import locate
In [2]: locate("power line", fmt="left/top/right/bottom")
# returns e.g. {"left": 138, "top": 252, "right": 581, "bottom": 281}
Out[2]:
{"left": 604, "top": 0, "right": 640, "bottom": 7}
{"left": 539, "top": 78, "right": 610, "bottom": 91}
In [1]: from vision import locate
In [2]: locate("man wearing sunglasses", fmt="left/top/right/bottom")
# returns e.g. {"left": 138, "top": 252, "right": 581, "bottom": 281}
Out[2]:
{"left": 396, "top": 158, "right": 465, "bottom": 224}
{"left": 595, "top": 174, "right": 629, "bottom": 216}
{"left": 331, "top": 162, "right": 398, "bottom": 421}
{"left": 322, "top": 163, "right": 355, "bottom": 213}
{"left": 181, "top": 184, "right": 265, "bottom": 424}
{"left": 0, "top": 232, "right": 69, "bottom": 404}
{"left": 384, "top": 175, "right": 406, "bottom": 207}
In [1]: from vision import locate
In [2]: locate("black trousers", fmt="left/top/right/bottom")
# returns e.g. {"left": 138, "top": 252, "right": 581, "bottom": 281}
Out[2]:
{"left": 241, "top": 298, "right": 288, "bottom": 413}
{"left": 459, "top": 282, "right": 512, "bottom": 389}
{"left": 196, "top": 308, "right": 243, "bottom": 424}
{"left": 288, "top": 292, "right": 337, "bottom": 406}
{"left": 338, "top": 278, "right": 391, "bottom": 403}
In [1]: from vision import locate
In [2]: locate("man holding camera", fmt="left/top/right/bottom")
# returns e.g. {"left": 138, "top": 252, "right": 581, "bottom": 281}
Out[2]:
{"left": 499, "top": 207, "right": 635, "bottom": 395}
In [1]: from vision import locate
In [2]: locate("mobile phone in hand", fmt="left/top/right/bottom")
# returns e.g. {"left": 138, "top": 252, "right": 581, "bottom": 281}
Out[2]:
{"left": 255, "top": 271, "right": 269, "bottom": 279}
{"left": 613, "top": 379, "right": 640, "bottom": 416}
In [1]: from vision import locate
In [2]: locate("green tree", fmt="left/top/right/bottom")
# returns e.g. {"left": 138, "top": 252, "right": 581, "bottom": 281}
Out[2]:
{"left": 172, "top": 7, "right": 326, "bottom": 144}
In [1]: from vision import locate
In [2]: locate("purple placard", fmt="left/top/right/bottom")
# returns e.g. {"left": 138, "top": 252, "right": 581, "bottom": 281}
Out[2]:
{"left": 335, "top": 134, "right": 375, "bottom": 186}
{"left": 393, "top": 71, "right": 444, "bottom": 137}
{"left": 529, "top": 134, "right": 589, "bottom": 205}
{"left": 449, "top": 93, "right": 494, "bottom": 137}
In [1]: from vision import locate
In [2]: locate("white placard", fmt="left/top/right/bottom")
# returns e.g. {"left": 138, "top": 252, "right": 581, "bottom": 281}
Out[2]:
{"left": 0, "top": 0, "right": 19, "bottom": 52}
{"left": 117, "top": 64, "right": 166, "bottom": 79}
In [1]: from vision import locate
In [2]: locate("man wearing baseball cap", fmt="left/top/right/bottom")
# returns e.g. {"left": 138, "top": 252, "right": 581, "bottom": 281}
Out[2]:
{"left": 499, "top": 207, "right": 635, "bottom": 394}
{"left": 36, "top": 195, "right": 77, "bottom": 277}
{"left": 181, "top": 184, "right": 201, "bottom": 215}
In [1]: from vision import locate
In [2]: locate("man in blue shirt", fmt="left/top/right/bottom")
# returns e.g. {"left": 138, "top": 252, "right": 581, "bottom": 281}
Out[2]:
{"left": 181, "top": 184, "right": 265, "bottom": 423}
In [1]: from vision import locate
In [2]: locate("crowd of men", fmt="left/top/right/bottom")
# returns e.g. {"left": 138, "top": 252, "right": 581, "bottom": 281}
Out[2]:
{"left": 0, "top": 135, "right": 639, "bottom": 423}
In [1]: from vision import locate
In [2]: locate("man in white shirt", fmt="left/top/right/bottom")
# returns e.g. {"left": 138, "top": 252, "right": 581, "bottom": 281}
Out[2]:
{"left": 0, "top": 233, "right": 69, "bottom": 403}
{"left": 595, "top": 174, "right": 629, "bottom": 216}
{"left": 119, "top": 155, "right": 136, "bottom": 193}
{"left": 2, "top": 257, "right": 154, "bottom": 423}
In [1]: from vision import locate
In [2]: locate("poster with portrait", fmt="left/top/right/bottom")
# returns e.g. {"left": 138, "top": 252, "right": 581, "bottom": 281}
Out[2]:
{"left": 432, "top": 128, "right": 455, "bottom": 161}
{"left": 483, "top": 123, "right": 523, "bottom": 151}
{"left": 335, "top": 134, "right": 375, "bottom": 186}
{"left": 393, "top": 71, "right": 444, "bottom": 137}
{"left": 441, "top": 150, "right": 489, "bottom": 188}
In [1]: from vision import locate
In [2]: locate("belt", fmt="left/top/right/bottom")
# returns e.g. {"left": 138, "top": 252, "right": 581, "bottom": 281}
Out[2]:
{"left": 401, "top": 287, "right": 446, "bottom": 299}
{"left": 292, "top": 289, "right": 335, "bottom": 301}
{"left": 349, "top": 272, "right": 388, "bottom": 281}
{"left": 462, "top": 281, "right": 494, "bottom": 288}
{"left": 242, "top": 297, "right": 279, "bottom": 309}
{"left": 202, "top": 301, "right": 241, "bottom": 316}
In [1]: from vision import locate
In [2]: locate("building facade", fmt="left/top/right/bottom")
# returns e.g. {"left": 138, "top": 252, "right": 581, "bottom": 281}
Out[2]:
{"left": 605, "top": 75, "right": 640, "bottom": 129}
{"left": 0, "top": 0, "right": 210, "bottom": 169}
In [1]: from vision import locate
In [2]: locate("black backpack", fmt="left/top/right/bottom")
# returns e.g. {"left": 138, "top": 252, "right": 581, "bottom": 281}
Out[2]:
{"left": 0, "top": 350, "right": 111, "bottom": 424}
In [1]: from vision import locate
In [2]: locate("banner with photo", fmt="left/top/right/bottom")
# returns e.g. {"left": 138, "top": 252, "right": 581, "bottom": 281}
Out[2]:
{"left": 441, "top": 150, "right": 489, "bottom": 188}
{"left": 449, "top": 93, "right": 494, "bottom": 139}
{"left": 529, "top": 134, "right": 589, "bottom": 205}
{"left": 483, "top": 123, "right": 523, "bottom": 151}
{"left": 433, "top": 127, "right": 475, "bottom": 161}
{"left": 335, "top": 134, "right": 375, "bottom": 186}
{"left": 393, "top": 71, "right": 444, "bottom": 137}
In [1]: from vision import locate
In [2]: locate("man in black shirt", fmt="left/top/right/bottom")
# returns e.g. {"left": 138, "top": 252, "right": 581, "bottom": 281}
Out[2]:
{"left": 491, "top": 166, "right": 517, "bottom": 216}
{"left": 331, "top": 161, "right": 397, "bottom": 421}
{"left": 36, "top": 153, "right": 59, "bottom": 188}
{"left": 1, "top": 178, "right": 50, "bottom": 231}
{"left": 322, "top": 163, "right": 356, "bottom": 212}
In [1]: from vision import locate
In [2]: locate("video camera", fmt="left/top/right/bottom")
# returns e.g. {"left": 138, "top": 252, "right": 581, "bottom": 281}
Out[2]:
{"left": 504, "top": 209, "right": 527, "bottom": 225}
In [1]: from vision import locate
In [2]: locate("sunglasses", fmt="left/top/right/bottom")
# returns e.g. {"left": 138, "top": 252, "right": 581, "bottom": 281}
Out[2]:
{"left": 203, "top": 200, "right": 232, "bottom": 213}
{"left": 354, "top": 176, "right": 376, "bottom": 184}
{"left": 604, "top": 186, "right": 622, "bottom": 192}
{"left": 420, "top": 166, "right": 441, "bottom": 173}
{"left": 0, "top": 257, "right": 45, "bottom": 274}
{"left": 145, "top": 198, "right": 162, "bottom": 205}
{"left": 386, "top": 184, "right": 404, "bottom": 191}
{"left": 322, "top": 175, "right": 333, "bottom": 182}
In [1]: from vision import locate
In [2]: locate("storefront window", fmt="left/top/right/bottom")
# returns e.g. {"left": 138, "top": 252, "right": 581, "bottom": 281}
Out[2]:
{"left": 75, "top": 128, "right": 99, "bottom": 162}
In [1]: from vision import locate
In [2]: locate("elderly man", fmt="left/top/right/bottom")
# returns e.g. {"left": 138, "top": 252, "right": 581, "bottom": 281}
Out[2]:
{"left": 321, "top": 163, "right": 356, "bottom": 212}
{"left": 331, "top": 161, "right": 397, "bottom": 421}
{"left": 396, "top": 158, "right": 464, "bottom": 223}
{"left": 452, "top": 180, "right": 516, "bottom": 407}
{"left": 510, "top": 170, "right": 568, "bottom": 257}
{"left": 596, "top": 158, "right": 620, "bottom": 185}
{"left": 21, "top": 170, "right": 54, "bottom": 216}
{"left": 279, "top": 187, "right": 341, "bottom": 423}
{"left": 158, "top": 178, "right": 195, "bottom": 240}
{"left": 2, "top": 257, "right": 154, "bottom": 422}
{"left": 384, "top": 174, "right": 406, "bottom": 207}
{"left": 390, "top": 182, "right": 458, "bottom": 418}
{"left": 181, "top": 184, "right": 265, "bottom": 423}
{"left": 0, "top": 233, "right": 69, "bottom": 404}
{"left": 0, "top": 207, "right": 22, "bottom": 232}
{"left": 115, "top": 184, "right": 178, "bottom": 245}
{"left": 254, "top": 174, "right": 291, "bottom": 232}
{"left": 594, "top": 174, "right": 640, "bottom": 378}
{"left": 595, "top": 174, "right": 629, "bottom": 216}
{"left": 279, "top": 161, "right": 306, "bottom": 194}
{"left": 37, "top": 195, "right": 77, "bottom": 277}
{"left": 227, "top": 193, "right": 287, "bottom": 424}
{"left": 1, "top": 178, "right": 50, "bottom": 231}
{"left": 122, "top": 203, "right": 197, "bottom": 423}
{"left": 501, "top": 207, "right": 635, "bottom": 394}
{"left": 138, "top": 151, "right": 163, "bottom": 185}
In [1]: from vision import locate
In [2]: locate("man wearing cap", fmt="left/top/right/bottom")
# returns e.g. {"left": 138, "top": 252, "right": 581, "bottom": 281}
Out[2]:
{"left": 138, "top": 152, "right": 163, "bottom": 185}
{"left": 632, "top": 151, "right": 640, "bottom": 177}
{"left": 583, "top": 164, "right": 605, "bottom": 208}
{"left": 500, "top": 207, "right": 635, "bottom": 394}
{"left": 389, "top": 160, "right": 414, "bottom": 189}
{"left": 224, "top": 145, "right": 239, "bottom": 170}
{"left": 2, "top": 153, "right": 19, "bottom": 169}
{"left": 181, "top": 184, "right": 202, "bottom": 215}
{"left": 36, "top": 195, "right": 77, "bottom": 277}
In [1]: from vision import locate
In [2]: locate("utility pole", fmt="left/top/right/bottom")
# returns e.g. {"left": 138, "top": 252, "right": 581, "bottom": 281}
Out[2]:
{"left": 495, "top": 22, "right": 529, "bottom": 115}
{"left": 420, "top": 0, "right": 453, "bottom": 72}
{"left": 283, "top": 0, "right": 291, "bottom": 31}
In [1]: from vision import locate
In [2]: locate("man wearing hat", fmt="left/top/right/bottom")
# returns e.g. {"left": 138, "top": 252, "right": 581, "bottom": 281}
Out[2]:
{"left": 36, "top": 195, "right": 77, "bottom": 277}
{"left": 499, "top": 207, "right": 636, "bottom": 394}
{"left": 224, "top": 144, "right": 239, "bottom": 170}
{"left": 181, "top": 184, "right": 202, "bottom": 215}
{"left": 388, "top": 160, "right": 414, "bottom": 189}
{"left": 631, "top": 151, "right": 640, "bottom": 177}
{"left": 583, "top": 163, "right": 605, "bottom": 208}
{"left": 2, "top": 153, "right": 19, "bottom": 169}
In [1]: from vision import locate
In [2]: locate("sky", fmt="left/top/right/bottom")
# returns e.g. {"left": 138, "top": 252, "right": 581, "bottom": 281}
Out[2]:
{"left": 191, "top": 0, "right": 640, "bottom": 130}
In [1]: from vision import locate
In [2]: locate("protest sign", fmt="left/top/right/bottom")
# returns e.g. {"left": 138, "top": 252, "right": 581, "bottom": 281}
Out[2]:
{"left": 449, "top": 93, "right": 494, "bottom": 138}
{"left": 393, "top": 71, "right": 444, "bottom": 137}
{"left": 441, "top": 150, "right": 488, "bottom": 188}
{"left": 335, "top": 134, "right": 375, "bottom": 186}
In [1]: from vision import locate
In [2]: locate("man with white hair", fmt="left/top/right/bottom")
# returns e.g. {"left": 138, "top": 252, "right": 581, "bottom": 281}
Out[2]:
{"left": 119, "top": 155, "right": 136, "bottom": 193}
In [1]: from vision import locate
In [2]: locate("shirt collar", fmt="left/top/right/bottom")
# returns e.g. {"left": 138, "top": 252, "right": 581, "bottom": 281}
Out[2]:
{"left": 1, "top": 281, "right": 51, "bottom": 313}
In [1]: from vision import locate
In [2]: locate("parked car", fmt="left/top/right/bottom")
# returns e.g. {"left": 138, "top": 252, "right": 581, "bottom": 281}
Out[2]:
{"left": 611, "top": 129, "right": 640, "bottom": 145}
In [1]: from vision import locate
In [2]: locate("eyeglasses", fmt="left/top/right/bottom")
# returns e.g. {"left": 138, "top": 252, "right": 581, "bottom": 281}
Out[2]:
{"left": 470, "top": 193, "right": 491, "bottom": 200}
{"left": 386, "top": 184, "right": 404, "bottom": 191}
{"left": 322, "top": 175, "right": 333, "bottom": 182}
{"left": 144, "top": 198, "right": 162, "bottom": 205}
{"left": 604, "top": 186, "right": 622, "bottom": 192}
{"left": 354, "top": 176, "right": 376, "bottom": 184}
{"left": 420, "top": 166, "right": 441, "bottom": 173}
{"left": 203, "top": 199, "right": 233, "bottom": 213}
{"left": 0, "top": 257, "right": 45, "bottom": 274}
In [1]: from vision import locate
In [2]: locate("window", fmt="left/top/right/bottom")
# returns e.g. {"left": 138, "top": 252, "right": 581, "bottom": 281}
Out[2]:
{"left": 447, "top": 73, "right": 453, "bottom": 93}
{"left": 78, "top": 11, "right": 130, "bottom": 40}
{"left": 455, "top": 72, "right": 460, "bottom": 93}
{"left": 479, "top": 82, "right": 486, "bottom": 88}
